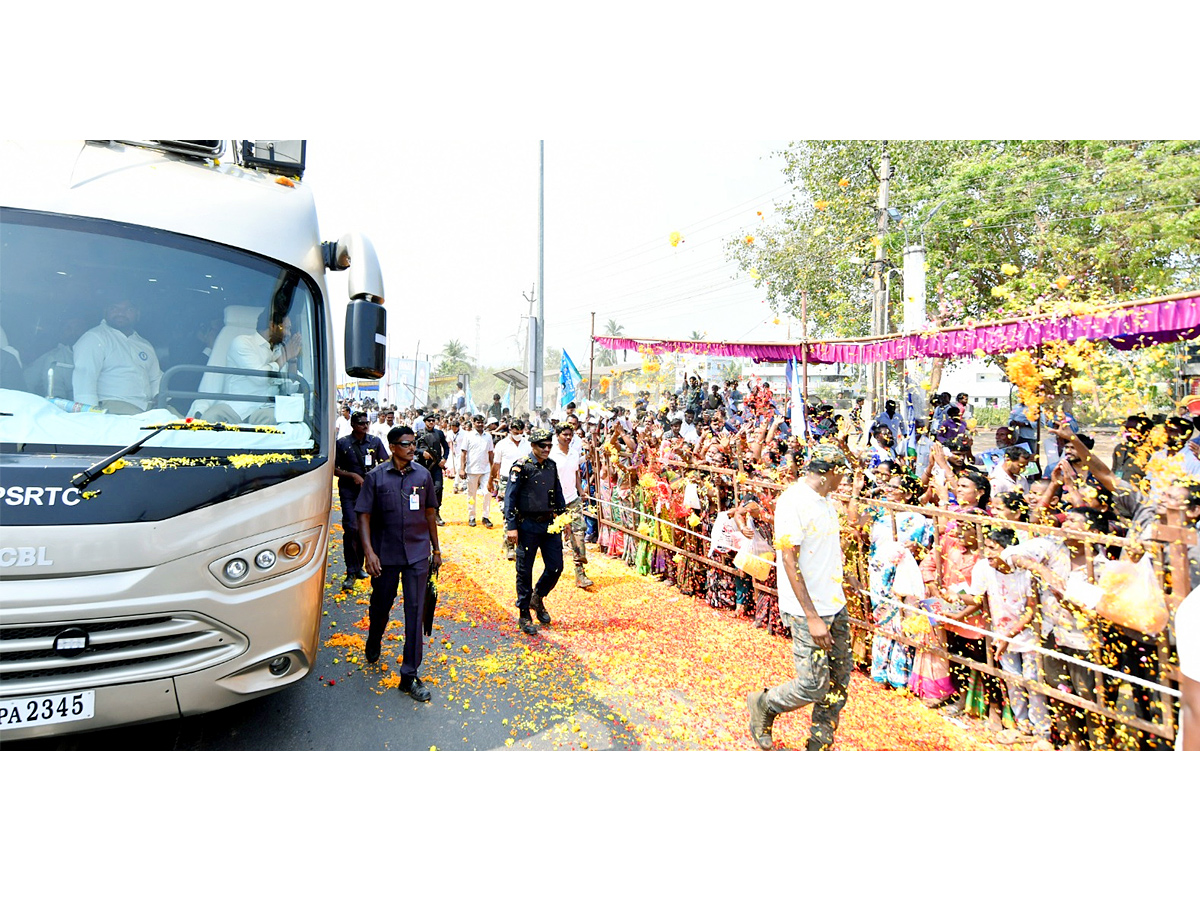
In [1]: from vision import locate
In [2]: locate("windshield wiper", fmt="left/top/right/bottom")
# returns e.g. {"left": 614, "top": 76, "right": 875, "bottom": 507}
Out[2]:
{"left": 70, "top": 419, "right": 284, "bottom": 490}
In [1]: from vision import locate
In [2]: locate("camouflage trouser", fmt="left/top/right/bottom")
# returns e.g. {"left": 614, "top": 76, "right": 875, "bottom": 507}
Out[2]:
{"left": 765, "top": 608, "right": 853, "bottom": 750}
{"left": 563, "top": 497, "right": 587, "bottom": 567}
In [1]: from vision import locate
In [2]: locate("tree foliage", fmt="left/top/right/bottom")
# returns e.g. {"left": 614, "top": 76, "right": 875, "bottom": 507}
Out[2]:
{"left": 728, "top": 140, "right": 1200, "bottom": 339}
{"left": 597, "top": 318, "right": 625, "bottom": 367}
{"left": 434, "top": 339, "right": 472, "bottom": 377}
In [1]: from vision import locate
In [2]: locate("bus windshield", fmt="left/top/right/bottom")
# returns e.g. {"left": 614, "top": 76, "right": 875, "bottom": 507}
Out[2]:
{"left": 0, "top": 209, "right": 324, "bottom": 455}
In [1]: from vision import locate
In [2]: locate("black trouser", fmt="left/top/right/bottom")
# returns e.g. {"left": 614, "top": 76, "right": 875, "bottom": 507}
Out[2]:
{"left": 339, "top": 488, "right": 364, "bottom": 576}
{"left": 368, "top": 560, "right": 430, "bottom": 678}
{"left": 429, "top": 466, "right": 444, "bottom": 509}
{"left": 515, "top": 525, "right": 564, "bottom": 611}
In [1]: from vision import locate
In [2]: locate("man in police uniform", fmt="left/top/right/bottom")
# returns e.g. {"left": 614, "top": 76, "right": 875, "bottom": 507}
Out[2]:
{"left": 504, "top": 428, "right": 567, "bottom": 635}
{"left": 333, "top": 411, "right": 388, "bottom": 591}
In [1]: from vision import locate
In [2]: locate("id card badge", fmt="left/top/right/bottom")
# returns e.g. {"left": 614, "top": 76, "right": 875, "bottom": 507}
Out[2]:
{"left": 409, "top": 490, "right": 420, "bottom": 511}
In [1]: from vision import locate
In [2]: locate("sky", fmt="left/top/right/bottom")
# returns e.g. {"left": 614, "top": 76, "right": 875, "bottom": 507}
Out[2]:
{"left": 305, "top": 140, "right": 798, "bottom": 379}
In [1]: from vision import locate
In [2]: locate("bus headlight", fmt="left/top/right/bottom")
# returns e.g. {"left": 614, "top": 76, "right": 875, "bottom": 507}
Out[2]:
{"left": 209, "top": 526, "right": 322, "bottom": 587}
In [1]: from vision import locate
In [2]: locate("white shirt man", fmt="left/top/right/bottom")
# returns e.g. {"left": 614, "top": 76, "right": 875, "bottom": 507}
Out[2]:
{"left": 773, "top": 479, "right": 847, "bottom": 619}
{"left": 989, "top": 448, "right": 1031, "bottom": 498}
{"left": 460, "top": 417, "right": 495, "bottom": 525}
{"left": 493, "top": 426, "right": 532, "bottom": 480}
{"left": 549, "top": 435, "right": 582, "bottom": 505}
{"left": 749, "top": 445, "right": 853, "bottom": 753}
{"left": 72, "top": 300, "right": 162, "bottom": 412}
{"left": 679, "top": 415, "right": 701, "bottom": 446}
{"left": 371, "top": 413, "right": 395, "bottom": 443}
{"left": 223, "top": 319, "right": 295, "bottom": 420}
{"left": 335, "top": 408, "right": 354, "bottom": 440}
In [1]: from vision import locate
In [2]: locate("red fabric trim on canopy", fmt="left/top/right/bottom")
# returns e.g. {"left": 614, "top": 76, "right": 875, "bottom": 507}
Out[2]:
{"left": 593, "top": 291, "right": 1200, "bottom": 363}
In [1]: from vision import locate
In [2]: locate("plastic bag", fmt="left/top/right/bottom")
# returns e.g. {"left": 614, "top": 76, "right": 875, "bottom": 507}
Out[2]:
{"left": 1095, "top": 556, "right": 1168, "bottom": 635}
{"left": 733, "top": 532, "right": 774, "bottom": 581}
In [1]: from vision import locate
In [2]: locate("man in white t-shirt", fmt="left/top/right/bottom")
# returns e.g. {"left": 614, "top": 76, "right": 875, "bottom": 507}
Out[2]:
{"left": 370, "top": 408, "right": 394, "bottom": 443}
{"left": 747, "top": 443, "right": 854, "bottom": 751}
{"left": 459, "top": 414, "right": 495, "bottom": 527}
{"left": 335, "top": 405, "right": 354, "bottom": 440}
{"left": 492, "top": 420, "right": 532, "bottom": 560}
{"left": 550, "top": 422, "right": 593, "bottom": 588}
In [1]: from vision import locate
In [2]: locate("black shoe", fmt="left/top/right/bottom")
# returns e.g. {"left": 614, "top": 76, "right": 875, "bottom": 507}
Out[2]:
{"left": 518, "top": 612, "right": 538, "bottom": 635}
{"left": 364, "top": 637, "right": 381, "bottom": 664}
{"left": 468, "top": 518, "right": 477, "bottom": 527}
{"left": 482, "top": 518, "right": 494, "bottom": 528}
{"left": 530, "top": 592, "right": 551, "bottom": 625}
{"left": 436, "top": 516, "right": 445, "bottom": 526}
{"left": 401, "top": 676, "right": 431, "bottom": 702}
{"left": 343, "top": 577, "right": 359, "bottom": 593}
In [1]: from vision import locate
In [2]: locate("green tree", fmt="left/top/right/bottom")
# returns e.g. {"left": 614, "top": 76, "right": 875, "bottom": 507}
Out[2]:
{"left": 728, "top": 140, "right": 1200, "bottom": 338}
{"left": 597, "top": 319, "right": 625, "bottom": 367}
{"left": 435, "top": 339, "right": 472, "bottom": 377}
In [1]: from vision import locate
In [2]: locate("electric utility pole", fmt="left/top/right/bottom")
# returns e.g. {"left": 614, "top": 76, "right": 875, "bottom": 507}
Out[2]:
{"left": 534, "top": 140, "right": 546, "bottom": 412}
{"left": 868, "top": 142, "right": 891, "bottom": 421}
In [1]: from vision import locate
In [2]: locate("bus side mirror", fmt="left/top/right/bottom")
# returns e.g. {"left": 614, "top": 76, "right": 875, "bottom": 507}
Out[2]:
{"left": 345, "top": 299, "right": 386, "bottom": 379}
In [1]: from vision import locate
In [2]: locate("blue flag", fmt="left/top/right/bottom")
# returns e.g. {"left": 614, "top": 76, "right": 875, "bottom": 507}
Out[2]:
{"left": 560, "top": 350, "right": 583, "bottom": 406}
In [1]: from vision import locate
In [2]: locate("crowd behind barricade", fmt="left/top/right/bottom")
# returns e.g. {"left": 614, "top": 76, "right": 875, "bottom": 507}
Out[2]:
{"left": 334, "top": 373, "right": 1198, "bottom": 750}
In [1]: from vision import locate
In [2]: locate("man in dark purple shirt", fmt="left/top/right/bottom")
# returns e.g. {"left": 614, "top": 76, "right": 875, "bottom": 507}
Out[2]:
{"left": 356, "top": 425, "right": 441, "bottom": 702}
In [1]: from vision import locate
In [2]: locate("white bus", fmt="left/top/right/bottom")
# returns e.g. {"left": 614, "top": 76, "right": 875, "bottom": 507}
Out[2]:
{"left": 0, "top": 140, "right": 387, "bottom": 740}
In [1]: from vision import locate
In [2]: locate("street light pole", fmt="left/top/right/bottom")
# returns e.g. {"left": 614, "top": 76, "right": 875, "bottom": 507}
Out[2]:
{"left": 535, "top": 140, "right": 545, "bottom": 412}
{"left": 868, "top": 142, "right": 891, "bottom": 421}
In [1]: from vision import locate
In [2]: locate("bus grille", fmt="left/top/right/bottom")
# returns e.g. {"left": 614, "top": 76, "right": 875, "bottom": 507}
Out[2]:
{"left": 0, "top": 614, "right": 247, "bottom": 693}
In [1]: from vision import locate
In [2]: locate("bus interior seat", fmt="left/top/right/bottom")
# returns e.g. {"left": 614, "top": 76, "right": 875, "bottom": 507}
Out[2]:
{"left": 186, "top": 305, "right": 261, "bottom": 417}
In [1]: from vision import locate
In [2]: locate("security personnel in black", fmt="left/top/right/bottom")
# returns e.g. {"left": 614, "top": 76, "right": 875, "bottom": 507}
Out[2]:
{"left": 504, "top": 428, "right": 567, "bottom": 635}
{"left": 333, "top": 411, "right": 387, "bottom": 591}
{"left": 414, "top": 413, "right": 447, "bottom": 525}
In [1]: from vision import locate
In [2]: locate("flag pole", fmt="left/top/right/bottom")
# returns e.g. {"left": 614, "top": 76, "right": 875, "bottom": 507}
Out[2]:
{"left": 588, "top": 311, "right": 596, "bottom": 401}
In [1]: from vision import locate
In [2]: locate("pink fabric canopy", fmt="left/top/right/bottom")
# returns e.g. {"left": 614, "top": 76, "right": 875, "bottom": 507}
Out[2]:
{"left": 593, "top": 291, "right": 1200, "bottom": 364}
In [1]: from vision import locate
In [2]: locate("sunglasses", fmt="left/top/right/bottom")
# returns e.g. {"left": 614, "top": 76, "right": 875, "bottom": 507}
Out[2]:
{"left": 394, "top": 440, "right": 416, "bottom": 448}
{"left": 531, "top": 441, "right": 551, "bottom": 448}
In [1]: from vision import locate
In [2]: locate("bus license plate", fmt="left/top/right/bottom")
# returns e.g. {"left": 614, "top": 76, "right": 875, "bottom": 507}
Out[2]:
{"left": 0, "top": 690, "right": 95, "bottom": 731}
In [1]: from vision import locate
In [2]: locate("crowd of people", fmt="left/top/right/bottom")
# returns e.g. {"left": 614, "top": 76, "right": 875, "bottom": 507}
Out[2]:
{"left": 333, "top": 373, "right": 1197, "bottom": 750}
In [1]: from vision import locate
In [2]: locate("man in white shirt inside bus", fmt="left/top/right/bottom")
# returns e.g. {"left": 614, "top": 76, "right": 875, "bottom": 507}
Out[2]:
{"left": 747, "top": 443, "right": 855, "bottom": 751}
{"left": 72, "top": 298, "right": 163, "bottom": 414}
{"left": 222, "top": 309, "right": 302, "bottom": 424}
{"left": 491, "top": 419, "right": 532, "bottom": 560}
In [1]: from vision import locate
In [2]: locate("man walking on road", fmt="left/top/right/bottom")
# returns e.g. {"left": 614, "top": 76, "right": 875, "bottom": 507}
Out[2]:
{"left": 504, "top": 428, "right": 567, "bottom": 635}
{"left": 550, "top": 421, "right": 593, "bottom": 588}
{"left": 492, "top": 419, "right": 531, "bottom": 560}
{"left": 747, "top": 444, "right": 855, "bottom": 751}
{"left": 357, "top": 425, "right": 441, "bottom": 703}
{"left": 333, "top": 411, "right": 388, "bottom": 592}
{"left": 460, "top": 413, "right": 495, "bottom": 527}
